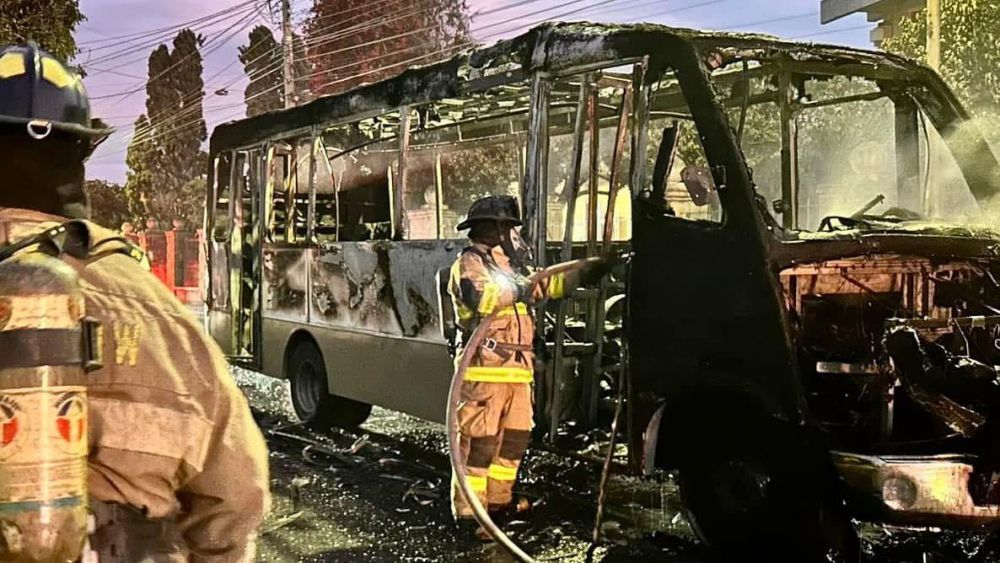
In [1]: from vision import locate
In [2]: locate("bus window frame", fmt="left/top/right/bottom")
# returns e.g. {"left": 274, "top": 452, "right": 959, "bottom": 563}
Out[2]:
{"left": 264, "top": 135, "right": 313, "bottom": 247}
{"left": 309, "top": 132, "right": 337, "bottom": 245}
{"left": 316, "top": 118, "right": 400, "bottom": 243}
{"left": 209, "top": 150, "right": 235, "bottom": 244}
{"left": 528, "top": 60, "right": 652, "bottom": 262}
{"left": 400, "top": 106, "right": 534, "bottom": 242}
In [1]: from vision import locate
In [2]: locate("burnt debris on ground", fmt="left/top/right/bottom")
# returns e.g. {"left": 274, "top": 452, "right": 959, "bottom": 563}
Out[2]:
{"left": 235, "top": 368, "right": 997, "bottom": 562}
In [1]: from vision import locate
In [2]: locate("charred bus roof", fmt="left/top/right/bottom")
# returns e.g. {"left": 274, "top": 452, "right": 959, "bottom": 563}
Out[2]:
{"left": 210, "top": 21, "right": 960, "bottom": 153}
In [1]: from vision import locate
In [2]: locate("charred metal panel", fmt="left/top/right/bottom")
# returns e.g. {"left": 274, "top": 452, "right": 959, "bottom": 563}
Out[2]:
{"left": 208, "top": 240, "right": 229, "bottom": 311}
{"left": 312, "top": 325, "right": 453, "bottom": 423}
{"left": 385, "top": 240, "right": 458, "bottom": 339}
{"left": 207, "top": 310, "right": 233, "bottom": 357}
{"left": 308, "top": 240, "right": 457, "bottom": 339}
{"left": 310, "top": 243, "right": 401, "bottom": 335}
{"left": 262, "top": 246, "right": 308, "bottom": 321}
{"left": 627, "top": 36, "right": 806, "bottom": 470}
{"left": 771, "top": 232, "right": 1000, "bottom": 268}
{"left": 522, "top": 73, "right": 550, "bottom": 268}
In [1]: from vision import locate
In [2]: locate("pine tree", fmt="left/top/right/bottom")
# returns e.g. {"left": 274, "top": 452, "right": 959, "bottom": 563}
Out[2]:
{"left": 126, "top": 29, "right": 207, "bottom": 228}
{"left": 124, "top": 114, "right": 153, "bottom": 224}
{"left": 0, "top": 0, "right": 84, "bottom": 61}
{"left": 304, "top": 0, "right": 470, "bottom": 97}
{"left": 239, "top": 25, "right": 283, "bottom": 117}
{"left": 163, "top": 29, "right": 206, "bottom": 191}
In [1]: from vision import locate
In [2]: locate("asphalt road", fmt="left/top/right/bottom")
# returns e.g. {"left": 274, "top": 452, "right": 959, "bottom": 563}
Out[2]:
{"left": 236, "top": 368, "right": 705, "bottom": 562}
{"left": 234, "top": 368, "right": 998, "bottom": 563}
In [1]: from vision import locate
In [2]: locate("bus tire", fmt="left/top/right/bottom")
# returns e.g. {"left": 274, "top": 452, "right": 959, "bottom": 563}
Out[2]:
{"left": 288, "top": 341, "right": 372, "bottom": 431}
{"left": 676, "top": 419, "right": 859, "bottom": 563}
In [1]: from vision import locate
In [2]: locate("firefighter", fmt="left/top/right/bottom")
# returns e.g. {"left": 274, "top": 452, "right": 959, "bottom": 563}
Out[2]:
{"left": 448, "top": 195, "right": 606, "bottom": 538}
{"left": 0, "top": 44, "right": 269, "bottom": 560}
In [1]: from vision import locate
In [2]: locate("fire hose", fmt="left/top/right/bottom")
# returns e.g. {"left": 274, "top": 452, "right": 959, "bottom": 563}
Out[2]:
{"left": 446, "top": 257, "right": 604, "bottom": 563}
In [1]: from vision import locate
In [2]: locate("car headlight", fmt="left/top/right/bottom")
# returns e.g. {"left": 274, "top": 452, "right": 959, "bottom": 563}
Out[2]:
{"left": 882, "top": 475, "right": 918, "bottom": 510}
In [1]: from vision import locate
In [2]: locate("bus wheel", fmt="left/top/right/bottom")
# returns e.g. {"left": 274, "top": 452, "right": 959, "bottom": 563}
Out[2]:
{"left": 677, "top": 423, "right": 859, "bottom": 563}
{"left": 288, "top": 341, "right": 372, "bottom": 431}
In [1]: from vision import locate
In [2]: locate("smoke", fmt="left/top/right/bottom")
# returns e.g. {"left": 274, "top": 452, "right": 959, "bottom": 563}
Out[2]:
{"left": 794, "top": 93, "right": 899, "bottom": 230}
{"left": 938, "top": 113, "right": 1000, "bottom": 228}
{"left": 923, "top": 116, "right": 985, "bottom": 225}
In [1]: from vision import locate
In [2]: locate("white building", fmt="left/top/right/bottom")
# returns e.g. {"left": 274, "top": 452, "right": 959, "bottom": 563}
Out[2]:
{"left": 820, "top": 0, "right": 925, "bottom": 46}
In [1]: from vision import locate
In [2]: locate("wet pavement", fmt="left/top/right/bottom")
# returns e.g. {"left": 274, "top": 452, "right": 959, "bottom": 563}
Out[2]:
{"left": 233, "top": 368, "right": 998, "bottom": 562}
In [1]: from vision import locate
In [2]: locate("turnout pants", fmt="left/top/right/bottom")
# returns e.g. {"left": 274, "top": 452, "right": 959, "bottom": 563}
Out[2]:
{"left": 451, "top": 381, "right": 533, "bottom": 519}
{"left": 86, "top": 501, "right": 186, "bottom": 562}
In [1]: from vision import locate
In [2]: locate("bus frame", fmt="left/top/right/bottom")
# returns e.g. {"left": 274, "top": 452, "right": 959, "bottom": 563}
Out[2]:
{"left": 207, "top": 21, "right": 1000, "bottom": 555}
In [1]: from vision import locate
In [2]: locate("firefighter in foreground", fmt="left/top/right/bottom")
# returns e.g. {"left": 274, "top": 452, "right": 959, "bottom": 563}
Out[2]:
{"left": 448, "top": 195, "right": 605, "bottom": 539}
{"left": 0, "top": 44, "right": 269, "bottom": 561}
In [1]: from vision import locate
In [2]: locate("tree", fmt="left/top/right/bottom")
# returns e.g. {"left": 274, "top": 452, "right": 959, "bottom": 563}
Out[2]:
{"left": 124, "top": 114, "right": 153, "bottom": 224}
{"left": 160, "top": 30, "right": 206, "bottom": 193}
{"left": 126, "top": 29, "right": 207, "bottom": 228}
{"left": 882, "top": 1, "right": 1000, "bottom": 141}
{"left": 0, "top": 0, "right": 84, "bottom": 62}
{"left": 239, "top": 26, "right": 283, "bottom": 117}
{"left": 85, "top": 179, "right": 131, "bottom": 228}
{"left": 304, "top": 0, "right": 470, "bottom": 97}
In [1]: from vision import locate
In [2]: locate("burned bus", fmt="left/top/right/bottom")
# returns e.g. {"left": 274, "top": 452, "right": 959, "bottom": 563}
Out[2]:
{"left": 207, "top": 22, "right": 1000, "bottom": 558}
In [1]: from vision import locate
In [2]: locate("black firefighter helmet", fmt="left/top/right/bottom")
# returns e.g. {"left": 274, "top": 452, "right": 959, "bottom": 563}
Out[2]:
{"left": 0, "top": 43, "right": 112, "bottom": 156}
{"left": 456, "top": 195, "right": 523, "bottom": 231}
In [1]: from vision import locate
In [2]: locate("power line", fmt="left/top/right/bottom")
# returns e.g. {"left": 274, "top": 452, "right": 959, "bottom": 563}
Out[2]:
{"left": 255, "top": 0, "right": 634, "bottom": 97}
{"left": 717, "top": 12, "right": 816, "bottom": 32}
{"left": 83, "top": 3, "right": 260, "bottom": 70}
{"left": 98, "top": 0, "right": 856, "bottom": 167}
{"left": 228, "top": 0, "right": 642, "bottom": 108}
{"left": 91, "top": 101, "right": 248, "bottom": 162}
{"left": 94, "top": 0, "right": 374, "bottom": 113}
{"left": 79, "top": 0, "right": 259, "bottom": 48}
{"left": 124, "top": 6, "right": 384, "bottom": 141}
{"left": 107, "top": 13, "right": 369, "bottom": 147}
{"left": 90, "top": 0, "right": 527, "bottom": 165}
{"left": 473, "top": 0, "right": 625, "bottom": 37}
{"left": 95, "top": 0, "right": 454, "bottom": 123}
{"left": 94, "top": 10, "right": 266, "bottom": 151}
{"left": 303, "top": 0, "right": 441, "bottom": 31}
{"left": 791, "top": 24, "right": 871, "bottom": 40}
{"left": 95, "top": 0, "right": 496, "bottom": 160}
{"left": 208, "top": 4, "right": 451, "bottom": 101}
{"left": 618, "top": 0, "right": 730, "bottom": 23}
{"left": 94, "top": 6, "right": 263, "bottom": 109}
{"left": 471, "top": 0, "right": 554, "bottom": 19}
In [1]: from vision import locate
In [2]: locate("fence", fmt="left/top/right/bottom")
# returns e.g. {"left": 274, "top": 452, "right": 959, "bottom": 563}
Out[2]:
{"left": 128, "top": 229, "right": 205, "bottom": 305}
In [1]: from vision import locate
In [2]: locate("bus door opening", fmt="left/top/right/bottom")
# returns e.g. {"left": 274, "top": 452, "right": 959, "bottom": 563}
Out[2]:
{"left": 232, "top": 149, "right": 263, "bottom": 363}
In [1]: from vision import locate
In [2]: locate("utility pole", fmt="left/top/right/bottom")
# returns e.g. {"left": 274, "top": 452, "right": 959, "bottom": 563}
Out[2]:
{"left": 926, "top": 0, "right": 941, "bottom": 71}
{"left": 281, "top": 0, "right": 295, "bottom": 108}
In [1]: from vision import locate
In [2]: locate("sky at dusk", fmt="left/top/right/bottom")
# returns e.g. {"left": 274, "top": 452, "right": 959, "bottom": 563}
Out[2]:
{"left": 76, "top": 0, "right": 876, "bottom": 183}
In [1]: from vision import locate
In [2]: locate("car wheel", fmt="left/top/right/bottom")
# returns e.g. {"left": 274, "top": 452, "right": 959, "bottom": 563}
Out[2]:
{"left": 288, "top": 341, "right": 372, "bottom": 430}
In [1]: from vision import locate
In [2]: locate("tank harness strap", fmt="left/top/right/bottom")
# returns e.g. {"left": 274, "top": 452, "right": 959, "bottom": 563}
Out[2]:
{"left": 0, "top": 220, "right": 148, "bottom": 269}
{"left": 0, "top": 221, "right": 86, "bottom": 263}
{"left": 0, "top": 220, "right": 115, "bottom": 372}
{"left": 69, "top": 221, "right": 150, "bottom": 270}
{"left": 459, "top": 246, "right": 534, "bottom": 361}
{"left": 0, "top": 329, "right": 84, "bottom": 368}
